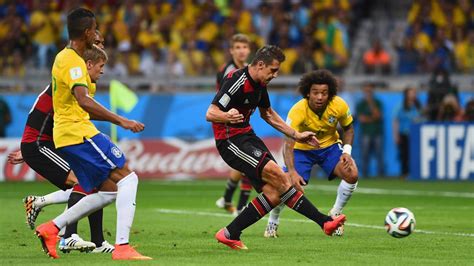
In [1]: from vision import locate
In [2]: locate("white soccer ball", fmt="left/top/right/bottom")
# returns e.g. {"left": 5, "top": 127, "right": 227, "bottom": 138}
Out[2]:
{"left": 384, "top": 207, "right": 416, "bottom": 238}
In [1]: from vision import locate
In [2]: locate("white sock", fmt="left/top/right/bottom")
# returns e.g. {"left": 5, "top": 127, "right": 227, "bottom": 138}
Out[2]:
{"left": 332, "top": 180, "right": 358, "bottom": 214}
{"left": 115, "top": 172, "right": 139, "bottom": 245}
{"left": 53, "top": 191, "right": 116, "bottom": 229}
{"left": 35, "top": 188, "right": 73, "bottom": 208}
{"left": 58, "top": 206, "right": 68, "bottom": 236}
{"left": 268, "top": 203, "right": 285, "bottom": 224}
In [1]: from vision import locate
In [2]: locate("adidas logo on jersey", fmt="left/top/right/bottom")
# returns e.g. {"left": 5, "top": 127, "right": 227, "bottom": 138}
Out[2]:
{"left": 244, "top": 99, "right": 250, "bottom": 104}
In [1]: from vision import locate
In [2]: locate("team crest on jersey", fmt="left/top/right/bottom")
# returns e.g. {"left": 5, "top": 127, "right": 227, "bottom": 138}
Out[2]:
{"left": 111, "top": 146, "right": 123, "bottom": 158}
{"left": 69, "top": 67, "right": 83, "bottom": 80}
{"left": 328, "top": 115, "right": 336, "bottom": 124}
{"left": 253, "top": 149, "right": 262, "bottom": 158}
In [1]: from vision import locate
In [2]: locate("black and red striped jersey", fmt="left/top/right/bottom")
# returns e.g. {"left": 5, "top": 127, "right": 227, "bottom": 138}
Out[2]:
{"left": 21, "top": 84, "right": 53, "bottom": 143}
{"left": 216, "top": 60, "right": 248, "bottom": 91}
{"left": 211, "top": 66, "right": 271, "bottom": 140}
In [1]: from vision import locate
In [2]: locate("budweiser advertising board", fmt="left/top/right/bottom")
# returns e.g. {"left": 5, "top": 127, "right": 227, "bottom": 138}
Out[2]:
{"left": 0, "top": 138, "right": 284, "bottom": 181}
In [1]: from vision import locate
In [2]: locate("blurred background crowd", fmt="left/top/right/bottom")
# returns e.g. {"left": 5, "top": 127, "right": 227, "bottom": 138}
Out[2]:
{"left": 0, "top": 0, "right": 371, "bottom": 78}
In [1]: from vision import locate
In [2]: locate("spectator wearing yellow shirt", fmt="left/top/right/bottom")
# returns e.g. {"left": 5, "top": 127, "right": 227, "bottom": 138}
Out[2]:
{"left": 455, "top": 30, "right": 474, "bottom": 72}
{"left": 29, "top": 1, "right": 60, "bottom": 69}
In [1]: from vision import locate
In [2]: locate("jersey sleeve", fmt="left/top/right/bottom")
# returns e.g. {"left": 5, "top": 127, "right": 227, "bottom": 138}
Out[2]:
{"left": 338, "top": 99, "right": 354, "bottom": 127}
{"left": 63, "top": 56, "right": 89, "bottom": 91}
{"left": 286, "top": 104, "right": 304, "bottom": 130}
{"left": 211, "top": 77, "right": 241, "bottom": 111}
{"left": 258, "top": 88, "right": 270, "bottom": 108}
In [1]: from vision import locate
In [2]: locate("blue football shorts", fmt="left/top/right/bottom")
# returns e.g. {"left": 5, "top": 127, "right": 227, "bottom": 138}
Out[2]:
{"left": 284, "top": 143, "right": 343, "bottom": 184}
{"left": 60, "top": 133, "right": 126, "bottom": 192}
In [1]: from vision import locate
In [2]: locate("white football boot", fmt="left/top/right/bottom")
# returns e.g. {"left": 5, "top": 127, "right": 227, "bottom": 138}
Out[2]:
{"left": 59, "top": 234, "right": 96, "bottom": 253}
{"left": 92, "top": 240, "right": 115, "bottom": 253}
{"left": 264, "top": 221, "right": 279, "bottom": 238}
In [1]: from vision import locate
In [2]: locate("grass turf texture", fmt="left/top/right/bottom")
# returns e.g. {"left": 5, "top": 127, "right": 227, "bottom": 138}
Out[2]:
{"left": 0, "top": 179, "right": 473, "bottom": 265}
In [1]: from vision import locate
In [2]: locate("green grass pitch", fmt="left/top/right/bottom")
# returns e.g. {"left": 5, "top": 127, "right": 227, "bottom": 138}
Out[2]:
{"left": 0, "top": 179, "right": 473, "bottom": 265}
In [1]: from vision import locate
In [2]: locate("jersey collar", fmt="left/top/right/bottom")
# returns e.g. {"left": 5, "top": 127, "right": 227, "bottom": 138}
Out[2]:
{"left": 244, "top": 66, "right": 265, "bottom": 90}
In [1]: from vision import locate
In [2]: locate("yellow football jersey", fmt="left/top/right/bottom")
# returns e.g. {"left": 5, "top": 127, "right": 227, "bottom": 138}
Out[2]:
{"left": 52, "top": 47, "right": 99, "bottom": 148}
{"left": 287, "top": 96, "right": 353, "bottom": 150}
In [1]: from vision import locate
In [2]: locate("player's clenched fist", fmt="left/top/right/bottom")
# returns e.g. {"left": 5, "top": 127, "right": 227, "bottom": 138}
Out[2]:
{"left": 120, "top": 118, "right": 145, "bottom": 133}
{"left": 226, "top": 108, "right": 244, "bottom": 124}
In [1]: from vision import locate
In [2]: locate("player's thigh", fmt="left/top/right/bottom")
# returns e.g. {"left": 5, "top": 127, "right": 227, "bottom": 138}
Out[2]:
{"left": 98, "top": 178, "right": 118, "bottom": 192}
{"left": 21, "top": 142, "right": 73, "bottom": 190}
{"left": 109, "top": 162, "right": 133, "bottom": 183}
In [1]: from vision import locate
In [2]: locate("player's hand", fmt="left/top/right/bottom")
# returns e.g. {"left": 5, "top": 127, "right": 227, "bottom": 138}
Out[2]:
{"left": 120, "top": 118, "right": 145, "bottom": 133}
{"left": 295, "top": 131, "right": 320, "bottom": 148}
{"left": 289, "top": 170, "right": 305, "bottom": 193}
{"left": 226, "top": 108, "right": 244, "bottom": 124}
{"left": 7, "top": 150, "right": 24, "bottom": 164}
{"left": 340, "top": 153, "right": 353, "bottom": 171}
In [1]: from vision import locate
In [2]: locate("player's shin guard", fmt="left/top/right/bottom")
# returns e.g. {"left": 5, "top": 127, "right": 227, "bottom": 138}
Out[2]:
{"left": 237, "top": 178, "right": 252, "bottom": 211}
{"left": 52, "top": 191, "right": 116, "bottom": 229}
{"left": 332, "top": 180, "right": 358, "bottom": 214}
{"left": 281, "top": 186, "right": 331, "bottom": 228}
{"left": 223, "top": 179, "right": 238, "bottom": 203}
{"left": 226, "top": 193, "right": 274, "bottom": 240}
{"left": 115, "top": 172, "right": 138, "bottom": 245}
{"left": 63, "top": 192, "right": 85, "bottom": 239}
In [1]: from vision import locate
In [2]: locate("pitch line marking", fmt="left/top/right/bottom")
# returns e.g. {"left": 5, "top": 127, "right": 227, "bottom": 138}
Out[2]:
{"left": 155, "top": 208, "right": 474, "bottom": 238}
{"left": 156, "top": 182, "right": 474, "bottom": 199}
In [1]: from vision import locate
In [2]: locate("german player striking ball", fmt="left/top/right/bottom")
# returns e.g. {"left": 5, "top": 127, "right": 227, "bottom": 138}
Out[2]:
{"left": 384, "top": 207, "right": 416, "bottom": 238}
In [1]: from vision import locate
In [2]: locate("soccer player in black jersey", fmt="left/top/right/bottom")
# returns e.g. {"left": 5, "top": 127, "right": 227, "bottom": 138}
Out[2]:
{"left": 215, "top": 33, "right": 253, "bottom": 216}
{"left": 206, "top": 45, "right": 347, "bottom": 250}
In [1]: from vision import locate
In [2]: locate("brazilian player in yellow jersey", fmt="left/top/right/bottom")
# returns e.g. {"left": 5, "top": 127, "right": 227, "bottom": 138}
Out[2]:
{"left": 264, "top": 69, "right": 359, "bottom": 238}
{"left": 35, "top": 8, "right": 151, "bottom": 260}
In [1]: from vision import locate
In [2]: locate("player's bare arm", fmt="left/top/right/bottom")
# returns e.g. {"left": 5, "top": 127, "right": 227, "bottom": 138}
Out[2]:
{"left": 205, "top": 104, "right": 244, "bottom": 124}
{"left": 258, "top": 106, "right": 319, "bottom": 147}
{"left": 73, "top": 86, "right": 144, "bottom": 133}
{"left": 340, "top": 123, "right": 355, "bottom": 168}
{"left": 7, "top": 150, "right": 24, "bottom": 164}
{"left": 283, "top": 136, "right": 306, "bottom": 192}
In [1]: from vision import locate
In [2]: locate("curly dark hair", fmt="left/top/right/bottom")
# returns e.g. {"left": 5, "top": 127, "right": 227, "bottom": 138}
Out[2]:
{"left": 297, "top": 69, "right": 338, "bottom": 99}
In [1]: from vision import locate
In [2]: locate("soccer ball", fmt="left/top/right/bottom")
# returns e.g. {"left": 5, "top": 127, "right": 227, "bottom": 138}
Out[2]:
{"left": 384, "top": 207, "right": 416, "bottom": 238}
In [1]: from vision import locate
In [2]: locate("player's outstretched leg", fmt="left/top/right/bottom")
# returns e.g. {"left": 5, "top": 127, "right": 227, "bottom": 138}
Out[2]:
{"left": 236, "top": 177, "right": 252, "bottom": 214}
{"left": 264, "top": 203, "right": 285, "bottom": 238}
{"left": 24, "top": 189, "right": 72, "bottom": 229}
{"left": 280, "top": 186, "right": 346, "bottom": 235}
{"left": 262, "top": 161, "right": 346, "bottom": 236}
{"left": 35, "top": 191, "right": 117, "bottom": 259}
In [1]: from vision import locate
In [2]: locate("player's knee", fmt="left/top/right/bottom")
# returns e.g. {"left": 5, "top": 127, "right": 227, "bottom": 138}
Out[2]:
{"left": 343, "top": 167, "right": 358, "bottom": 184}
{"left": 261, "top": 184, "right": 280, "bottom": 206}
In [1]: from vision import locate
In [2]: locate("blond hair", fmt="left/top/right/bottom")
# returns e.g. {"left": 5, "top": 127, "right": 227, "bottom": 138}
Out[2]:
{"left": 83, "top": 44, "right": 108, "bottom": 63}
{"left": 230, "top": 33, "right": 250, "bottom": 47}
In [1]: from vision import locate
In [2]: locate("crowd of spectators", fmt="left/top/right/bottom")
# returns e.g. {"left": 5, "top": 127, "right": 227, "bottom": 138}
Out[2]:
{"left": 389, "top": 0, "right": 474, "bottom": 75}
{"left": 0, "top": 0, "right": 371, "bottom": 79}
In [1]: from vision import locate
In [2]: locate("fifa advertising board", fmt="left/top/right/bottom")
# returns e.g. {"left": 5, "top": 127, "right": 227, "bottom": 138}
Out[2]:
{"left": 410, "top": 122, "right": 474, "bottom": 181}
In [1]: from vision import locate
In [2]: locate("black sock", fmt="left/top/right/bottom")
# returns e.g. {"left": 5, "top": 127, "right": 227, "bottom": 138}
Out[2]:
{"left": 88, "top": 208, "right": 105, "bottom": 247}
{"left": 281, "top": 186, "right": 331, "bottom": 228}
{"left": 225, "top": 194, "right": 273, "bottom": 240}
{"left": 63, "top": 192, "right": 85, "bottom": 238}
{"left": 237, "top": 177, "right": 252, "bottom": 211}
{"left": 223, "top": 179, "right": 238, "bottom": 203}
